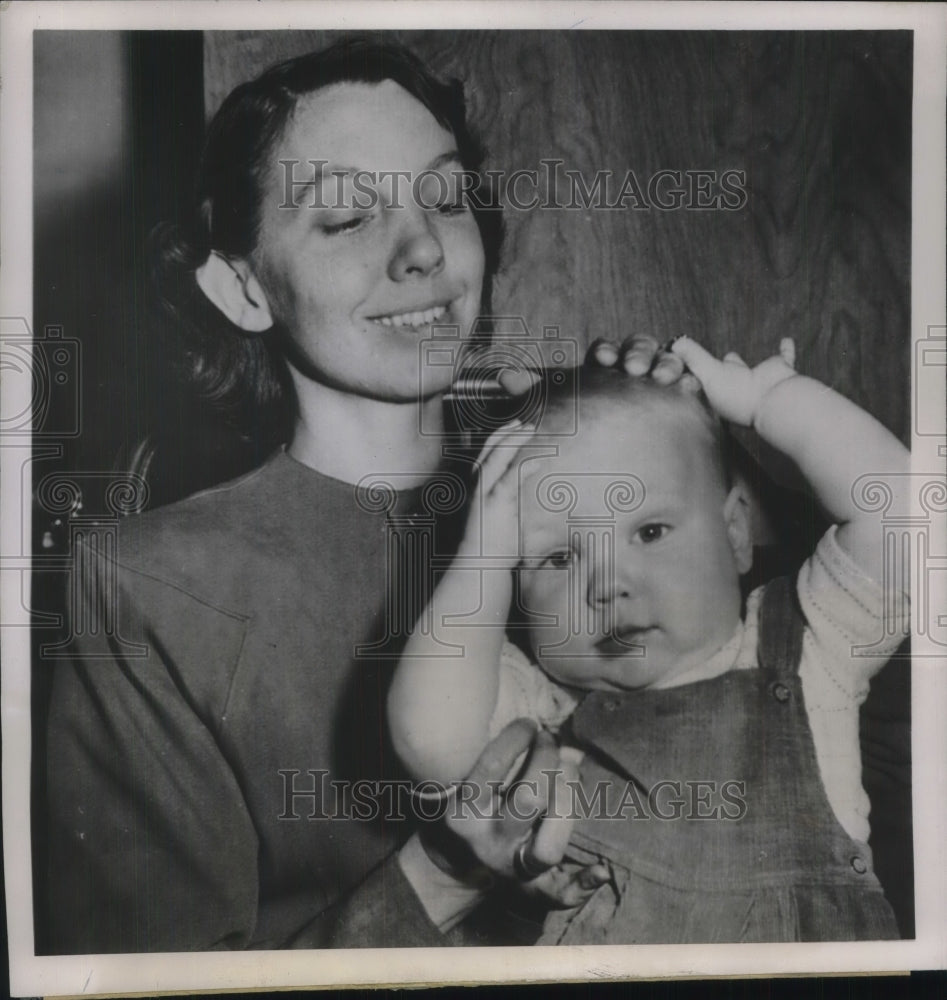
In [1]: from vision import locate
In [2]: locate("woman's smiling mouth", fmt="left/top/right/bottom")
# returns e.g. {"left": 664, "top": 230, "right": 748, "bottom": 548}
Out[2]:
{"left": 371, "top": 303, "right": 449, "bottom": 328}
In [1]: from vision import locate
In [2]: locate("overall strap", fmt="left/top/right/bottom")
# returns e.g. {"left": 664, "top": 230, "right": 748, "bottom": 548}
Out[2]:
{"left": 757, "top": 575, "right": 806, "bottom": 679}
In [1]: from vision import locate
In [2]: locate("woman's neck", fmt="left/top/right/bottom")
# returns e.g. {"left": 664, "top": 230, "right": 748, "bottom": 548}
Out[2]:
{"left": 288, "top": 381, "right": 448, "bottom": 487}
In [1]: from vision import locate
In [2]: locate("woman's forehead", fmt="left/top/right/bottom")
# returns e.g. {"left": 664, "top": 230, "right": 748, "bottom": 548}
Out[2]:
{"left": 275, "top": 79, "right": 458, "bottom": 173}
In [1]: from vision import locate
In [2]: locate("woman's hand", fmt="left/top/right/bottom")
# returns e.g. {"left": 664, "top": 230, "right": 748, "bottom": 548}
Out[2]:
{"left": 670, "top": 336, "right": 797, "bottom": 427}
{"left": 493, "top": 334, "right": 694, "bottom": 397}
{"left": 420, "top": 719, "right": 610, "bottom": 909}
{"left": 587, "top": 333, "right": 693, "bottom": 386}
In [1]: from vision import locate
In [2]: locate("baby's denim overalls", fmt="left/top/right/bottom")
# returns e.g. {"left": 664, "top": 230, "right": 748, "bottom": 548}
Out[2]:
{"left": 540, "top": 577, "right": 900, "bottom": 943}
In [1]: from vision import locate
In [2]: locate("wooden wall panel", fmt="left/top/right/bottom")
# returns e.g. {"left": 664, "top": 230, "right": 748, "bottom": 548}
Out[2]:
{"left": 204, "top": 30, "right": 911, "bottom": 442}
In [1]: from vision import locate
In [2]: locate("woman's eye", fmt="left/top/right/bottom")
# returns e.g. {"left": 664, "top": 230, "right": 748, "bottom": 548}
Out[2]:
{"left": 436, "top": 199, "right": 469, "bottom": 216}
{"left": 321, "top": 215, "right": 369, "bottom": 235}
{"left": 636, "top": 523, "right": 670, "bottom": 544}
{"left": 545, "top": 549, "right": 575, "bottom": 569}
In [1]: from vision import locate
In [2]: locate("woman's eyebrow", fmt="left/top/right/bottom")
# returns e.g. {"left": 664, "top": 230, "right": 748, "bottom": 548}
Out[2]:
{"left": 280, "top": 153, "right": 465, "bottom": 208}
{"left": 427, "top": 150, "right": 463, "bottom": 172}
{"left": 277, "top": 162, "right": 360, "bottom": 209}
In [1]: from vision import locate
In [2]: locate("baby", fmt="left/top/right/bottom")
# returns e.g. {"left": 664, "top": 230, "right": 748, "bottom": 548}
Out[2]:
{"left": 388, "top": 338, "right": 910, "bottom": 943}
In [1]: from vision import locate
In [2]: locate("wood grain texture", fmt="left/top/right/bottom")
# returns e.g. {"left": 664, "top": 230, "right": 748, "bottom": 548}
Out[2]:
{"left": 205, "top": 30, "right": 911, "bottom": 442}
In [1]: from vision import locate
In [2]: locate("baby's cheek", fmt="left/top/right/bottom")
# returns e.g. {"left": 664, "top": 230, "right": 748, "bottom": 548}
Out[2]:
{"left": 536, "top": 648, "right": 612, "bottom": 691}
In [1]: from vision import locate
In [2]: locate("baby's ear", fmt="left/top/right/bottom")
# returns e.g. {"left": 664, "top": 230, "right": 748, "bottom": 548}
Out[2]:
{"left": 195, "top": 251, "right": 274, "bottom": 332}
{"left": 723, "top": 484, "right": 754, "bottom": 574}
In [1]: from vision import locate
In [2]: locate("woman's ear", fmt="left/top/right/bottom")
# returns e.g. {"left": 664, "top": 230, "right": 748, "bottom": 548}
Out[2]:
{"left": 195, "top": 251, "right": 274, "bottom": 333}
{"left": 723, "top": 483, "right": 754, "bottom": 574}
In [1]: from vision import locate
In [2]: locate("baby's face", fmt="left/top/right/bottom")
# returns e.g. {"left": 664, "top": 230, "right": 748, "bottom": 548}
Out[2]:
{"left": 516, "top": 404, "right": 747, "bottom": 691}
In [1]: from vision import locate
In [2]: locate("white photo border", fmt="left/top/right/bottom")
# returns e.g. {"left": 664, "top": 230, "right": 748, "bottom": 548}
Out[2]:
{"left": 2, "top": 1, "right": 945, "bottom": 995}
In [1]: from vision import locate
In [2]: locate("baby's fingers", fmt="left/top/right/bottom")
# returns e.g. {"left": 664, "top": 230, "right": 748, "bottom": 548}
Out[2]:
{"left": 527, "top": 754, "right": 580, "bottom": 868}
{"left": 476, "top": 420, "right": 533, "bottom": 496}
{"left": 669, "top": 335, "right": 719, "bottom": 382}
{"left": 779, "top": 337, "right": 797, "bottom": 369}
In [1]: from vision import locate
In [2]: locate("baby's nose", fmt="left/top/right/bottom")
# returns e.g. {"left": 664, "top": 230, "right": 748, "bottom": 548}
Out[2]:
{"left": 587, "top": 572, "right": 632, "bottom": 606}
{"left": 585, "top": 543, "right": 634, "bottom": 607}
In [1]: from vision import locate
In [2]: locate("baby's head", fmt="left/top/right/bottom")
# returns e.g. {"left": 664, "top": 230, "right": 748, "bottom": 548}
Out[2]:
{"left": 513, "top": 367, "right": 753, "bottom": 692}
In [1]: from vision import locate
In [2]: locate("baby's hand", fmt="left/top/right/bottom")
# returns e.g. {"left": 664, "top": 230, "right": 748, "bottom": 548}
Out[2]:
{"left": 464, "top": 420, "right": 534, "bottom": 564}
{"left": 670, "top": 336, "right": 797, "bottom": 427}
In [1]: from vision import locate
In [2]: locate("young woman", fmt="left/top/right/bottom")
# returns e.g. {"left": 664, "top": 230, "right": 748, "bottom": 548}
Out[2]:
{"left": 44, "top": 38, "right": 682, "bottom": 953}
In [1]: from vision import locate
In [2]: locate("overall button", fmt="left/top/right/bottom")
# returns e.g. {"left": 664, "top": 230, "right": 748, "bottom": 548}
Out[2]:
{"left": 770, "top": 681, "right": 791, "bottom": 703}
{"left": 850, "top": 855, "right": 868, "bottom": 874}
{"left": 603, "top": 697, "right": 620, "bottom": 712}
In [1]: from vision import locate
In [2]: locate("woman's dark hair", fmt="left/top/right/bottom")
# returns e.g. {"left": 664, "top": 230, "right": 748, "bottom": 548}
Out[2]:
{"left": 152, "top": 37, "right": 503, "bottom": 450}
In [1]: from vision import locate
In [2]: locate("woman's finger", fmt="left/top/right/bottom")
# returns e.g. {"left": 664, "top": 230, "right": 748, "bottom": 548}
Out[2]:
{"left": 619, "top": 335, "right": 662, "bottom": 376}
{"left": 650, "top": 348, "right": 687, "bottom": 386}
{"left": 462, "top": 718, "right": 537, "bottom": 816}
{"left": 527, "top": 862, "right": 611, "bottom": 908}
{"left": 576, "top": 862, "right": 612, "bottom": 892}
{"left": 555, "top": 863, "right": 612, "bottom": 908}
{"left": 723, "top": 351, "right": 748, "bottom": 367}
{"left": 585, "top": 338, "right": 620, "bottom": 368}
{"left": 527, "top": 755, "right": 578, "bottom": 868}
{"left": 680, "top": 371, "right": 702, "bottom": 395}
{"left": 507, "top": 728, "right": 560, "bottom": 823}
{"left": 496, "top": 367, "right": 541, "bottom": 397}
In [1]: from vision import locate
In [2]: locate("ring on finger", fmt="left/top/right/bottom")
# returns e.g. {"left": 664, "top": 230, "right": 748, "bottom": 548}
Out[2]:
{"left": 513, "top": 839, "right": 553, "bottom": 880}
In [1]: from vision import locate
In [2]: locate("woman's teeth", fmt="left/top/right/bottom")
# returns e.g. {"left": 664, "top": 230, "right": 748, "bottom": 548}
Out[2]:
{"left": 374, "top": 304, "right": 447, "bottom": 328}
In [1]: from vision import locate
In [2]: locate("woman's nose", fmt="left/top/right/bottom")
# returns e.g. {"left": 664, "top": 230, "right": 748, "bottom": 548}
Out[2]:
{"left": 388, "top": 209, "right": 445, "bottom": 280}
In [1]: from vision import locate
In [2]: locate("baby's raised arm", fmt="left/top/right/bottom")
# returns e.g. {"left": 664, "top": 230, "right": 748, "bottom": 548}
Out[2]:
{"left": 671, "top": 337, "right": 911, "bottom": 585}
{"left": 387, "top": 422, "right": 531, "bottom": 785}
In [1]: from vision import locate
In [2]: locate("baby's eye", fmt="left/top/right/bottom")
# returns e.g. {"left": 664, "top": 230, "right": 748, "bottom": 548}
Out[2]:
{"left": 544, "top": 549, "right": 575, "bottom": 569}
{"left": 636, "top": 523, "right": 670, "bottom": 544}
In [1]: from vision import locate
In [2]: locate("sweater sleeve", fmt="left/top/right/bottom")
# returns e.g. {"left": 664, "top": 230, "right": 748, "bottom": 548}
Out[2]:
{"left": 488, "top": 640, "right": 577, "bottom": 739}
{"left": 45, "top": 540, "right": 260, "bottom": 953}
{"left": 44, "top": 536, "right": 448, "bottom": 953}
{"left": 287, "top": 845, "right": 448, "bottom": 949}
{"left": 795, "top": 524, "right": 910, "bottom": 845}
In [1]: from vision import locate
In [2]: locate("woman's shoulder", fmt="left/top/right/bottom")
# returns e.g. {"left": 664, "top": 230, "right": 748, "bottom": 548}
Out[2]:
{"left": 107, "top": 451, "right": 305, "bottom": 589}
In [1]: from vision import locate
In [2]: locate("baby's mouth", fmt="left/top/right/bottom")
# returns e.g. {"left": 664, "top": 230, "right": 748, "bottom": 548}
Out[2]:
{"left": 595, "top": 625, "right": 653, "bottom": 656}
